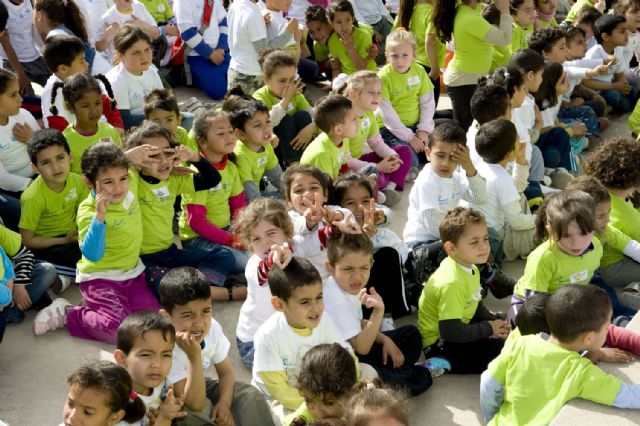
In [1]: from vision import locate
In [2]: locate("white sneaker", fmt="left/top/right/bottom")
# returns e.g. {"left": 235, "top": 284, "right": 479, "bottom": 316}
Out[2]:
{"left": 55, "top": 275, "right": 75, "bottom": 294}
{"left": 541, "top": 176, "right": 552, "bottom": 186}
{"left": 33, "top": 297, "right": 72, "bottom": 336}
{"left": 380, "top": 316, "right": 396, "bottom": 332}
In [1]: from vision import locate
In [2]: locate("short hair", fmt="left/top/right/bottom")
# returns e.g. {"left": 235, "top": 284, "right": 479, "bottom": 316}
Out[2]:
{"left": 345, "top": 387, "right": 409, "bottom": 426}
{"left": 125, "top": 122, "right": 176, "bottom": 150}
{"left": 429, "top": 121, "right": 466, "bottom": 147}
{"left": 566, "top": 176, "right": 611, "bottom": 205}
{"left": 158, "top": 267, "right": 211, "bottom": 313}
{"left": 565, "top": 26, "right": 586, "bottom": 44}
{"left": 594, "top": 14, "right": 626, "bottom": 44}
{"left": 516, "top": 293, "right": 550, "bottom": 335}
{"left": 546, "top": 285, "right": 611, "bottom": 344}
{"left": 470, "top": 85, "right": 511, "bottom": 125}
{"left": 42, "top": 35, "right": 86, "bottom": 73}
{"left": 331, "top": 171, "right": 374, "bottom": 205}
{"left": 234, "top": 198, "right": 293, "bottom": 248}
{"left": 385, "top": 29, "right": 417, "bottom": 53}
{"left": 583, "top": 137, "right": 640, "bottom": 190}
{"left": 80, "top": 141, "right": 129, "bottom": 184}
{"left": 574, "top": 6, "right": 602, "bottom": 27}
{"left": 295, "top": 343, "right": 357, "bottom": 400}
{"left": 305, "top": 4, "right": 329, "bottom": 24}
{"left": 479, "top": 67, "right": 525, "bottom": 99}
{"left": 117, "top": 311, "right": 175, "bottom": 354}
{"left": 328, "top": 0, "right": 358, "bottom": 27}
{"left": 113, "top": 24, "right": 152, "bottom": 54}
{"left": 482, "top": 3, "right": 500, "bottom": 26}
{"left": 282, "top": 164, "right": 332, "bottom": 202}
{"left": 221, "top": 94, "right": 269, "bottom": 131}
{"left": 439, "top": 207, "right": 486, "bottom": 245}
{"left": 259, "top": 49, "right": 297, "bottom": 79}
{"left": 528, "top": 27, "right": 566, "bottom": 54}
{"left": 326, "top": 231, "right": 374, "bottom": 265}
{"left": 535, "top": 189, "right": 596, "bottom": 244}
{"left": 27, "top": 128, "right": 70, "bottom": 164}
{"left": 268, "top": 256, "right": 322, "bottom": 301}
{"left": 313, "top": 94, "right": 352, "bottom": 134}
{"left": 508, "top": 48, "right": 545, "bottom": 75}
{"left": 475, "top": 119, "right": 517, "bottom": 164}
{"left": 144, "top": 89, "right": 180, "bottom": 118}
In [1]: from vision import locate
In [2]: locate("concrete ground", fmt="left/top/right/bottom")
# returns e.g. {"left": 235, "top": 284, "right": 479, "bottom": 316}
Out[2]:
{"left": 0, "top": 86, "right": 636, "bottom": 425}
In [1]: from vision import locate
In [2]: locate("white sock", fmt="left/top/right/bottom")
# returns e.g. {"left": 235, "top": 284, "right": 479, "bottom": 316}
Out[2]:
{"left": 384, "top": 182, "right": 397, "bottom": 191}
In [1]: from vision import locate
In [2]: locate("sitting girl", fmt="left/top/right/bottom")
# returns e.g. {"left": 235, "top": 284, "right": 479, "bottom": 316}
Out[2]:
{"left": 305, "top": 6, "right": 335, "bottom": 81}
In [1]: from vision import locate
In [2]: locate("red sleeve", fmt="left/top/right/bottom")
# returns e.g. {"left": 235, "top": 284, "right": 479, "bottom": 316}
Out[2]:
{"left": 102, "top": 94, "right": 124, "bottom": 130}
{"left": 257, "top": 251, "right": 275, "bottom": 287}
{"left": 185, "top": 204, "right": 234, "bottom": 246}
{"left": 229, "top": 192, "right": 247, "bottom": 221}
{"left": 317, "top": 225, "right": 334, "bottom": 250}
{"left": 47, "top": 115, "right": 69, "bottom": 132}
{"left": 606, "top": 324, "right": 640, "bottom": 356}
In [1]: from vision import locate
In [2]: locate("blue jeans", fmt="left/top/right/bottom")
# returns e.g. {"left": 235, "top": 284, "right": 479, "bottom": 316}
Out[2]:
{"left": 236, "top": 337, "right": 255, "bottom": 371}
{"left": 182, "top": 237, "right": 248, "bottom": 273}
{"left": 298, "top": 56, "right": 319, "bottom": 82}
{"left": 5, "top": 260, "right": 59, "bottom": 323}
{"left": 591, "top": 272, "right": 636, "bottom": 319}
{"left": 600, "top": 85, "right": 638, "bottom": 113}
{"left": 558, "top": 105, "right": 599, "bottom": 134}
{"left": 180, "top": 112, "right": 194, "bottom": 132}
{"left": 187, "top": 53, "right": 230, "bottom": 100}
{"left": 379, "top": 126, "right": 421, "bottom": 167}
{"left": 537, "top": 127, "right": 573, "bottom": 170}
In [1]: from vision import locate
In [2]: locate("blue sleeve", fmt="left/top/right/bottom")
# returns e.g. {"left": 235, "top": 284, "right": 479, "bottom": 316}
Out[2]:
{"left": 480, "top": 370, "right": 505, "bottom": 424}
{"left": 80, "top": 217, "right": 106, "bottom": 262}
{"left": 1, "top": 249, "right": 15, "bottom": 281}
{"left": 613, "top": 383, "right": 640, "bottom": 409}
{"left": 119, "top": 109, "right": 146, "bottom": 130}
{"left": 181, "top": 27, "right": 214, "bottom": 58}
{"left": 216, "top": 17, "right": 228, "bottom": 51}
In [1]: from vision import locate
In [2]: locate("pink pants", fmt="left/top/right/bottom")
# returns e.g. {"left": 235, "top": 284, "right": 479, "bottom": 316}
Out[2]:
{"left": 67, "top": 272, "right": 159, "bottom": 344}
{"left": 360, "top": 145, "right": 412, "bottom": 190}
{"left": 606, "top": 324, "right": 640, "bottom": 355}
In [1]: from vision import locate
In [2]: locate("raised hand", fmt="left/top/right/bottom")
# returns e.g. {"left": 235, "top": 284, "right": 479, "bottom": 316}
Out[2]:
{"left": 126, "top": 144, "right": 163, "bottom": 169}
{"left": 303, "top": 191, "right": 325, "bottom": 230}
{"left": 359, "top": 287, "right": 385, "bottom": 311}
{"left": 174, "top": 144, "right": 200, "bottom": 164}
{"left": 175, "top": 331, "right": 201, "bottom": 360}
{"left": 361, "top": 198, "right": 378, "bottom": 238}
{"left": 271, "top": 242, "right": 293, "bottom": 269}
{"left": 333, "top": 211, "right": 361, "bottom": 234}
{"left": 157, "top": 387, "right": 187, "bottom": 422}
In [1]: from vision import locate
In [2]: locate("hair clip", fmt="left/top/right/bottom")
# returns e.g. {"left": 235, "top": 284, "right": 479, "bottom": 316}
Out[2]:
{"left": 129, "top": 391, "right": 138, "bottom": 401}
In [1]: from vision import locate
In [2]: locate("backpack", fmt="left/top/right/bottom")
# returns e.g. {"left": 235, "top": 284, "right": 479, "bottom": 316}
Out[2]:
{"left": 170, "top": 0, "right": 214, "bottom": 85}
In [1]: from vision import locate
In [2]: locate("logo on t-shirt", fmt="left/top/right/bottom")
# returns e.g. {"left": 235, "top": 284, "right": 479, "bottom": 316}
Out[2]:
{"left": 257, "top": 156, "right": 268, "bottom": 168}
{"left": 569, "top": 270, "right": 589, "bottom": 284}
{"left": 152, "top": 186, "right": 171, "bottom": 200}
{"left": 407, "top": 75, "right": 420, "bottom": 87}
{"left": 123, "top": 191, "right": 135, "bottom": 210}
{"left": 472, "top": 287, "right": 483, "bottom": 302}
{"left": 65, "top": 188, "right": 78, "bottom": 201}
{"left": 157, "top": 3, "right": 165, "bottom": 12}
{"left": 361, "top": 117, "right": 370, "bottom": 131}
{"left": 210, "top": 182, "right": 223, "bottom": 192}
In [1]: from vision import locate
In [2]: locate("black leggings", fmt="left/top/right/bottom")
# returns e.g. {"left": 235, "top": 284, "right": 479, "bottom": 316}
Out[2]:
{"left": 365, "top": 247, "right": 411, "bottom": 319}
{"left": 425, "top": 333, "right": 504, "bottom": 374}
{"left": 445, "top": 83, "right": 477, "bottom": 131}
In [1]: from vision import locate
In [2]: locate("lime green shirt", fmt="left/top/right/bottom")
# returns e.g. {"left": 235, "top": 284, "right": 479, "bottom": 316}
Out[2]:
{"left": 606, "top": 193, "right": 640, "bottom": 265}
{"left": 253, "top": 86, "right": 311, "bottom": 115}
{"left": 179, "top": 158, "right": 243, "bottom": 240}
{"left": 300, "top": 132, "right": 349, "bottom": 179}
{"left": 233, "top": 141, "right": 279, "bottom": 187}
{"left": 538, "top": 17, "right": 558, "bottom": 28}
{"left": 509, "top": 23, "right": 533, "bottom": 54}
{"left": 19, "top": 173, "right": 88, "bottom": 238}
{"left": 349, "top": 110, "right": 378, "bottom": 159}
{"left": 393, "top": 3, "right": 442, "bottom": 68}
{"left": 174, "top": 126, "right": 197, "bottom": 151}
{"left": 313, "top": 41, "right": 330, "bottom": 63}
{"left": 514, "top": 238, "right": 603, "bottom": 297}
{"left": 63, "top": 122, "right": 123, "bottom": 174}
{"left": 138, "top": 0, "right": 173, "bottom": 23}
{"left": 628, "top": 99, "right": 640, "bottom": 134}
{"left": 418, "top": 256, "right": 484, "bottom": 347}
{"left": 377, "top": 61, "right": 434, "bottom": 127}
{"left": 449, "top": 4, "right": 495, "bottom": 74}
{"left": 600, "top": 223, "right": 632, "bottom": 268}
{"left": 566, "top": 0, "right": 595, "bottom": 23}
{"left": 490, "top": 45, "right": 511, "bottom": 72}
{"left": 0, "top": 225, "right": 22, "bottom": 256}
{"left": 327, "top": 26, "right": 376, "bottom": 75}
{"left": 487, "top": 335, "right": 621, "bottom": 425}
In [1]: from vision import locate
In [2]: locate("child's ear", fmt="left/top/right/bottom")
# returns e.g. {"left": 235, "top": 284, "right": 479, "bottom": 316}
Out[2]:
{"left": 31, "top": 163, "right": 39, "bottom": 173}
{"left": 233, "top": 128, "right": 244, "bottom": 141}
{"left": 325, "top": 261, "right": 335, "bottom": 276}
{"left": 107, "top": 409, "right": 126, "bottom": 426}
{"left": 159, "top": 308, "right": 170, "bottom": 319}
{"left": 424, "top": 146, "right": 432, "bottom": 161}
{"left": 443, "top": 241, "right": 455, "bottom": 256}
{"left": 82, "top": 175, "right": 94, "bottom": 191}
{"left": 271, "top": 296, "right": 284, "bottom": 312}
{"left": 113, "top": 349, "right": 127, "bottom": 367}
{"left": 525, "top": 71, "right": 534, "bottom": 82}
{"left": 177, "top": 112, "right": 183, "bottom": 125}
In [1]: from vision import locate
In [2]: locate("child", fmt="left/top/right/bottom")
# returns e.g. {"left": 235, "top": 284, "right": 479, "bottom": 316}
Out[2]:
{"left": 63, "top": 361, "right": 146, "bottom": 426}
{"left": 252, "top": 256, "right": 355, "bottom": 415}
{"left": 254, "top": 50, "right": 316, "bottom": 167}
{"left": 285, "top": 343, "right": 358, "bottom": 426}
{"left": 114, "top": 311, "right": 187, "bottom": 426}
{"left": 509, "top": 190, "right": 603, "bottom": 323}
{"left": 377, "top": 29, "right": 435, "bottom": 168}
{"left": 51, "top": 73, "right": 122, "bottom": 174}
{"left": 509, "top": 0, "right": 537, "bottom": 53}
{"left": 327, "top": 0, "right": 376, "bottom": 78}
{"left": 612, "top": 0, "right": 640, "bottom": 87}
{"left": 159, "top": 267, "right": 274, "bottom": 426}
{"left": 300, "top": 94, "right": 358, "bottom": 180}
{"left": 0, "top": 245, "right": 14, "bottom": 330}
{"left": 305, "top": 6, "right": 334, "bottom": 80}
{"left": 535, "top": 0, "right": 559, "bottom": 27}
{"left": 573, "top": 6, "right": 602, "bottom": 50}
{"left": 223, "top": 94, "right": 283, "bottom": 202}
{"left": 33, "top": 142, "right": 160, "bottom": 343}
{"left": 342, "top": 71, "right": 411, "bottom": 205}
{"left": 227, "top": 0, "right": 269, "bottom": 95}
{"left": 344, "top": 386, "right": 409, "bottom": 426}
{"left": 324, "top": 232, "right": 430, "bottom": 394}
{"left": 481, "top": 285, "right": 640, "bottom": 425}
{"left": 178, "top": 110, "right": 249, "bottom": 275}
{"left": 566, "top": 0, "right": 604, "bottom": 24}
{"left": 418, "top": 207, "right": 510, "bottom": 374}
{"left": 106, "top": 24, "right": 164, "bottom": 129}
{"left": 19, "top": 129, "right": 87, "bottom": 284}
{"left": 41, "top": 35, "right": 125, "bottom": 134}
{"left": 143, "top": 89, "right": 192, "bottom": 149}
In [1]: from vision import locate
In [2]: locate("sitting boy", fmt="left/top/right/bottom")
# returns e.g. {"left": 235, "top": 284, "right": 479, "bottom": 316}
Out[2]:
{"left": 159, "top": 267, "right": 273, "bottom": 426}
{"left": 300, "top": 94, "right": 358, "bottom": 179}
{"left": 144, "top": 89, "right": 193, "bottom": 149}
{"left": 481, "top": 285, "right": 640, "bottom": 424}
{"left": 418, "top": 207, "right": 510, "bottom": 374}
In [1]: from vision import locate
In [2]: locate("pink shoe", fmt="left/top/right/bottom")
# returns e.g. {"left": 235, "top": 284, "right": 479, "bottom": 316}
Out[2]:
{"left": 33, "top": 298, "right": 72, "bottom": 336}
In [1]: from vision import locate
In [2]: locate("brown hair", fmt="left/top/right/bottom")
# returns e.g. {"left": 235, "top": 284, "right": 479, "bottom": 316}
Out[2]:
{"left": 534, "top": 190, "right": 596, "bottom": 245}
{"left": 234, "top": 198, "right": 293, "bottom": 249}
{"left": 584, "top": 137, "right": 640, "bottom": 190}
{"left": 345, "top": 386, "right": 409, "bottom": 426}
{"left": 439, "top": 207, "right": 486, "bottom": 245}
{"left": 326, "top": 230, "right": 373, "bottom": 265}
{"left": 313, "top": 94, "right": 352, "bottom": 134}
{"left": 565, "top": 176, "right": 611, "bottom": 205}
{"left": 259, "top": 49, "right": 297, "bottom": 79}
{"left": 282, "top": 165, "right": 332, "bottom": 202}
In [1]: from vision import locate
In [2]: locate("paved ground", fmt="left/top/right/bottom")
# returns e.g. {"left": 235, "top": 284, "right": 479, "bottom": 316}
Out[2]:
{"left": 0, "top": 85, "right": 635, "bottom": 425}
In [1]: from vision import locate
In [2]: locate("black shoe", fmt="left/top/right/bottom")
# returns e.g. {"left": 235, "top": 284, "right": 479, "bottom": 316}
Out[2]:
{"left": 484, "top": 269, "right": 516, "bottom": 299}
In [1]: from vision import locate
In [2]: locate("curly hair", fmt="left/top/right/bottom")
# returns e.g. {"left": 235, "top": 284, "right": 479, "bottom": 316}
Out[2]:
{"left": 234, "top": 198, "right": 293, "bottom": 249}
{"left": 583, "top": 137, "right": 640, "bottom": 190}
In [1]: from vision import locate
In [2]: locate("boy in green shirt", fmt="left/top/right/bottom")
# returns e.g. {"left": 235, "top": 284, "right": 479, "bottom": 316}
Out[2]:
{"left": 144, "top": 89, "right": 195, "bottom": 151}
{"left": 300, "top": 95, "right": 358, "bottom": 179}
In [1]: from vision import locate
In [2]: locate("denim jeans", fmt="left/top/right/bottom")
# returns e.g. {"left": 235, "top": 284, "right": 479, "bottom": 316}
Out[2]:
{"left": 5, "top": 260, "right": 59, "bottom": 323}
{"left": 558, "top": 105, "right": 599, "bottom": 134}
{"left": 537, "top": 127, "right": 573, "bottom": 170}
{"left": 600, "top": 85, "right": 638, "bottom": 114}
{"left": 488, "top": 227, "right": 505, "bottom": 268}
{"left": 182, "top": 237, "right": 248, "bottom": 273}
{"left": 236, "top": 337, "right": 255, "bottom": 371}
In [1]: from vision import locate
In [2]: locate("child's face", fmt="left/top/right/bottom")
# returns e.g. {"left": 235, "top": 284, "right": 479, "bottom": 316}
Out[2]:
{"left": 302, "top": 390, "right": 343, "bottom": 420}
{"left": 200, "top": 116, "right": 236, "bottom": 156}
{"left": 525, "top": 69, "right": 544, "bottom": 92}
{"left": 68, "top": 90, "right": 103, "bottom": 128}
{"left": 0, "top": 79, "right": 22, "bottom": 117}
{"left": 147, "top": 108, "right": 180, "bottom": 135}
{"left": 115, "top": 330, "right": 174, "bottom": 394}
{"left": 307, "top": 19, "right": 332, "bottom": 45}
{"left": 555, "top": 72, "right": 570, "bottom": 96}
{"left": 327, "top": 250, "right": 373, "bottom": 296}
{"left": 34, "top": 144, "right": 71, "bottom": 188}
{"left": 339, "top": 183, "right": 372, "bottom": 215}
{"left": 114, "top": 0, "right": 133, "bottom": 10}
{"left": 275, "top": 281, "right": 324, "bottom": 329}
{"left": 604, "top": 23, "right": 629, "bottom": 47}
{"left": 287, "top": 172, "right": 327, "bottom": 214}
{"left": 386, "top": 42, "right": 415, "bottom": 74}
{"left": 545, "top": 37, "right": 568, "bottom": 63}
{"left": 166, "top": 298, "right": 212, "bottom": 344}
{"left": 237, "top": 111, "right": 273, "bottom": 148}
{"left": 93, "top": 166, "right": 129, "bottom": 204}
{"left": 264, "top": 65, "right": 297, "bottom": 99}
{"left": 119, "top": 40, "right": 153, "bottom": 75}
{"left": 595, "top": 200, "right": 611, "bottom": 234}
{"left": 139, "top": 135, "right": 176, "bottom": 181}
{"left": 352, "top": 79, "right": 382, "bottom": 112}
{"left": 65, "top": 53, "right": 89, "bottom": 76}
{"left": 625, "top": 7, "right": 640, "bottom": 30}
{"left": 250, "top": 219, "right": 288, "bottom": 257}
{"left": 575, "top": 22, "right": 594, "bottom": 41}
{"left": 63, "top": 384, "right": 124, "bottom": 426}
{"left": 566, "top": 35, "right": 587, "bottom": 60}
{"left": 555, "top": 220, "right": 594, "bottom": 256}
{"left": 536, "top": 0, "right": 557, "bottom": 16}
{"left": 331, "top": 11, "right": 354, "bottom": 38}
{"left": 514, "top": 0, "right": 537, "bottom": 27}
{"left": 337, "top": 108, "right": 358, "bottom": 140}
{"left": 425, "top": 140, "right": 460, "bottom": 178}
{"left": 446, "top": 222, "right": 491, "bottom": 267}
{"left": 266, "top": 0, "right": 292, "bottom": 13}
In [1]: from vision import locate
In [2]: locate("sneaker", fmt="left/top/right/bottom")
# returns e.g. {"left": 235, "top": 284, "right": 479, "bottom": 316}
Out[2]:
{"left": 407, "top": 166, "right": 420, "bottom": 182}
{"left": 380, "top": 316, "right": 396, "bottom": 332}
{"left": 33, "top": 297, "right": 72, "bottom": 336}
{"left": 52, "top": 275, "right": 75, "bottom": 295}
{"left": 382, "top": 188, "right": 401, "bottom": 207}
{"left": 541, "top": 175, "right": 552, "bottom": 186}
{"left": 417, "top": 357, "right": 451, "bottom": 378}
{"left": 376, "top": 190, "right": 387, "bottom": 205}
{"left": 550, "top": 169, "right": 574, "bottom": 190}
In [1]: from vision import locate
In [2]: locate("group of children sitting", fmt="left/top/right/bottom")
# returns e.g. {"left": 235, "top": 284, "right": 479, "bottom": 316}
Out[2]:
{"left": 3, "top": 0, "right": 640, "bottom": 424}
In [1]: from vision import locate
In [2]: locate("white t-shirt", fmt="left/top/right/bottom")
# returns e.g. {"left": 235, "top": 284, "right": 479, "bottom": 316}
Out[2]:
{"left": 236, "top": 254, "right": 277, "bottom": 343}
{"left": 404, "top": 163, "right": 470, "bottom": 243}
{"left": 174, "top": 0, "right": 227, "bottom": 58}
{"left": 540, "top": 98, "right": 562, "bottom": 128}
{"left": 83, "top": 0, "right": 114, "bottom": 45}
{"left": 287, "top": 0, "right": 311, "bottom": 25}
{"left": 252, "top": 311, "right": 351, "bottom": 399}
{"left": 106, "top": 62, "right": 163, "bottom": 114}
{"left": 167, "top": 319, "right": 231, "bottom": 385}
{"left": 98, "top": 2, "right": 157, "bottom": 62}
{"left": 615, "top": 30, "right": 640, "bottom": 73}
{"left": 352, "top": 0, "right": 389, "bottom": 25}
{"left": 585, "top": 44, "right": 625, "bottom": 82}
{"left": 227, "top": 0, "right": 267, "bottom": 75}
{"left": 291, "top": 226, "right": 330, "bottom": 281}
{"left": 0, "top": 108, "right": 39, "bottom": 192}
{"left": 510, "top": 94, "right": 535, "bottom": 162}
{"left": 116, "top": 381, "right": 165, "bottom": 425}
{"left": 323, "top": 277, "right": 363, "bottom": 341}
{"left": 0, "top": 0, "right": 40, "bottom": 63}
{"left": 259, "top": 5, "right": 295, "bottom": 49}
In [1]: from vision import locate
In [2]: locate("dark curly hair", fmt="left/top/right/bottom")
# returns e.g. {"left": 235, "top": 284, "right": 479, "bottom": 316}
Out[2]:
{"left": 295, "top": 343, "right": 357, "bottom": 400}
{"left": 584, "top": 137, "right": 640, "bottom": 190}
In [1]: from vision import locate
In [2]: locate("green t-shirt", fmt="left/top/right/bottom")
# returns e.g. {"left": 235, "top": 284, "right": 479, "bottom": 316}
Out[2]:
{"left": 76, "top": 176, "right": 142, "bottom": 273}
{"left": 300, "top": 132, "right": 349, "bottom": 179}
{"left": 19, "top": 173, "right": 89, "bottom": 238}
{"left": 490, "top": 45, "right": 511, "bottom": 72}
{"left": 509, "top": 23, "right": 533, "bottom": 54}
{"left": 63, "top": 122, "right": 123, "bottom": 174}
{"left": 487, "top": 335, "right": 621, "bottom": 425}
{"left": 313, "top": 41, "right": 330, "bottom": 63}
{"left": 600, "top": 223, "right": 632, "bottom": 268}
{"left": 538, "top": 17, "right": 558, "bottom": 28}
{"left": 327, "top": 26, "right": 376, "bottom": 75}
{"left": 629, "top": 99, "right": 640, "bottom": 134}
{"left": 0, "top": 225, "right": 22, "bottom": 256}
{"left": 175, "top": 126, "right": 197, "bottom": 152}
{"left": 135, "top": 170, "right": 195, "bottom": 255}
{"left": 284, "top": 403, "right": 314, "bottom": 426}
{"left": 233, "top": 141, "right": 279, "bottom": 187}
{"left": 138, "top": 0, "right": 173, "bottom": 23}
{"left": 349, "top": 110, "right": 378, "bottom": 159}
{"left": 377, "top": 61, "right": 434, "bottom": 127}
{"left": 566, "top": 0, "right": 595, "bottom": 23}
{"left": 393, "top": 3, "right": 440, "bottom": 67}
{"left": 514, "top": 238, "right": 603, "bottom": 297}
{"left": 418, "top": 256, "right": 484, "bottom": 347}
{"left": 178, "top": 157, "right": 243, "bottom": 240}
{"left": 253, "top": 86, "right": 311, "bottom": 115}
{"left": 449, "top": 4, "right": 494, "bottom": 74}
{"left": 606, "top": 193, "right": 640, "bottom": 267}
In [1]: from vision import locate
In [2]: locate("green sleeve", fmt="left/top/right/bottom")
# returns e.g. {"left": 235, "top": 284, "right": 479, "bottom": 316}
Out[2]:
{"left": 18, "top": 190, "right": 43, "bottom": 232}
{"left": 172, "top": 174, "right": 196, "bottom": 196}
{"left": 294, "top": 93, "right": 311, "bottom": 112}
{"left": 181, "top": 189, "right": 208, "bottom": 206}
{"left": 519, "top": 251, "right": 554, "bottom": 294}
{"left": 418, "top": 66, "right": 434, "bottom": 96}
{"left": 229, "top": 164, "right": 244, "bottom": 197}
{"left": 355, "top": 30, "right": 372, "bottom": 64}
{"left": 578, "top": 362, "right": 623, "bottom": 406}
{"left": 437, "top": 282, "right": 471, "bottom": 321}
{"left": 604, "top": 224, "right": 632, "bottom": 253}
{"left": 0, "top": 225, "right": 22, "bottom": 256}
{"left": 466, "top": 13, "right": 494, "bottom": 40}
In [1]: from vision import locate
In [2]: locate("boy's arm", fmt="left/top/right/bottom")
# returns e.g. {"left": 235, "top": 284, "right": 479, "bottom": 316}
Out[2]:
{"left": 581, "top": 78, "right": 615, "bottom": 91}
{"left": 503, "top": 199, "right": 535, "bottom": 231}
{"left": 264, "top": 165, "right": 284, "bottom": 193}
{"left": 480, "top": 369, "right": 505, "bottom": 424}
{"left": 349, "top": 307, "right": 384, "bottom": 355}
{"left": 172, "top": 333, "right": 207, "bottom": 412}
{"left": 258, "top": 371, "right": 304, "bottom": 410}
{"left": 19, "top": 228, "right": 75, "bottom": 250}
{"left": 439, "top": 318, "right": 493, "bottom": 343}
{"left": 421, "top": 208, "right": 445, "bottom": 240}
{"left": 79, "top": 216, "right": 106, "bottom": 262}
{"left": 461, "top": 173, "right": 488, "bottom": 205}
{"left": 242, "top": 181, "right": 260, "bottom": 202}
{"left": 211, "top": 357, "right": 236, "bottom": 424}
{"left": 190, "top": 157, "right": 222, "bottom": 191}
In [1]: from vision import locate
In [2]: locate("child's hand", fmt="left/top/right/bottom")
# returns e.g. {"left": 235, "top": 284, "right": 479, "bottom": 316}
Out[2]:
{"left": 175, "top": 331, "right": 202, "bottom": 360}
{"left": 165, "top": 23, "right": 179, "bottom": 37}
{"left": 614, "top": 81, "right": 632, "bottom": 95}
{"left": 376, "top": 155, "right": 402, "bottom": 173}
{"left": 209, "top": 48, "right": 226, "bottom": 65}
{"left": 409, "top": 136, "right": 426, "bottom": 154}
{"left": 515, "top": 140, "right": 528, "bottom": 166}
{"left": 594, "top": 347, "right": 633, "bottom": 363}
{"left": 339, "top": 30, "right": 355, "bottom": 47}
{"left": 605, "top": 55, "right": 618, "bottom": 66}
{"left": 381, "top": 335, "right": 404, "bottom": 368}
{"left": 12, "top": 285, "right": 31, "bottom": 311}
{"left": 103, "top": 23, "right": 120, "bottom": 42}
{"left": 494, "top": 0, "right": 510, "bottom": 14}
{"left": 333, "top": 211, "right": 361, "bottom": 234}
{"left": 95, "top": 189, "right": 111, "bottom": 223}
{"left": 488, "top": 319, "right": 510, "bottom": 339}
{"left": 126, "top": 144, "right": 163, "bottom": 169}
{"left": 303, "top": 192, "right": 325, "bottom": 230}
{"left": 172, "top": 166, "right": 196, "bottom": 176}
{"left": 281, "top": 79, "right": 304, "bottom": 106}
{"left": 211, "top": 402, "right": 233, "bottom": 426}
{"left": 594, "top": 0, "right": 606, "bottom": 12}
{"left": 360, "top": 287, "right": 384, "bottom": 311}
{"left": 286, "top": 17, "right": 299, "bottom": 35}
{"left": 593, "top": 64, "right": 609, "bottom": 76}
{"left": 270, "top": 134, "right": 280, "bottom": 149}
{"left": 366, "top": 43, "right": 379, "bottom": 61}
{"left": 262, "top": 10, "right": 272, "bottom": 26}
{"left": 450, "top": 144, "right": 475, "bottom": 176}
{"left": 361, "top": 198, "right": 378, "bottom": 238}
{"left": 157, "top": 387, "right": 187, "bottom": 422}
{"left": 291, "top": 122, "right": 315, "bottom": 150}
{"left": 571, "top": 122, "right": 587, "bottom": 137}
{"left": 64, "top": 230, "right": 79, "bottom": 244}
{"left": 569, "top": 97, "right": 585, "bottom": 107}
{"left": 271, "top": 243, "right": 293, "bottom": 269}
{"left": 174, "top": 145, "right": 200, "bottom": 164}
{"left": 12, "top": 123, "right": 33, "bottom": 144}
